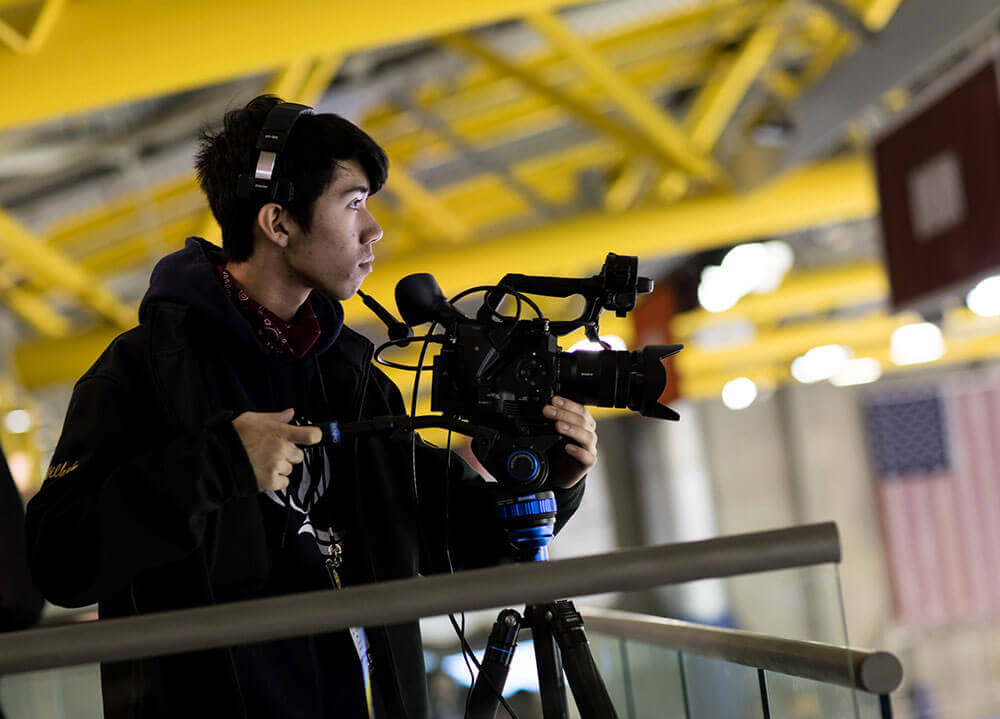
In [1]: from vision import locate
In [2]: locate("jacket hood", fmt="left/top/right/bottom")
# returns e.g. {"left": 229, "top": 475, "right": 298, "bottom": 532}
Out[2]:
{"left": 138, "top": 237, "right": 344, "bottom": 355}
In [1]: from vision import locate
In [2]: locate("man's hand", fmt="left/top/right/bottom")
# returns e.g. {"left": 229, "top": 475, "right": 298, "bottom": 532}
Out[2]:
{"left": 231, "top": 408, "right": 322, "bottom": 493}
{"left": 542, "top": 396, "right": 597, "bottom": 489}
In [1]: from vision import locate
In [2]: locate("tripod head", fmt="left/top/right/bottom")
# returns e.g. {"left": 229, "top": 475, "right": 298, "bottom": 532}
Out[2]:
{"left": 496, "top": 491, "right": 558, "bottom": 563}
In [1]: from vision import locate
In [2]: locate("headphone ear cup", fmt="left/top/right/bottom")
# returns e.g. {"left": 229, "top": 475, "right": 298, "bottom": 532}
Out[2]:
{"left": 243, "top": 102, "right": 313, "bottom": 202}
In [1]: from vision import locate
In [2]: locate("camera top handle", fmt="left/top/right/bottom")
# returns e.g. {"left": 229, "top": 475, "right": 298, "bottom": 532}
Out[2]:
{"left": 478, "top": 253, "right": 652, "bottom": 337}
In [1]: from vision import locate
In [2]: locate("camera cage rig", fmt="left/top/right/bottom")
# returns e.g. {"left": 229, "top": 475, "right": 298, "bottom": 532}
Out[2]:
{"left": 329, "top": 253, "right": 682, "bottom": 493}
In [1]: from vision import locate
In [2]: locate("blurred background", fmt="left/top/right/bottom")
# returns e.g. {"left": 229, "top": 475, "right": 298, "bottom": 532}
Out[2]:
{"left": 1, "top": 0, "right": 1000, "bottom": 716}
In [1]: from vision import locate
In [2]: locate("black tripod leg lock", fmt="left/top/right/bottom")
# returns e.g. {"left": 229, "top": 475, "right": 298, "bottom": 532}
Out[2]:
{"left": 467, "top": 609, "right": 523, "bottom": 719}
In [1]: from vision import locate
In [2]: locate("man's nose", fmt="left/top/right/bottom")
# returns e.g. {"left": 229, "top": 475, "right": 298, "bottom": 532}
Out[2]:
{"left": 364, "top": 211, "right": 383, "bottom": 244}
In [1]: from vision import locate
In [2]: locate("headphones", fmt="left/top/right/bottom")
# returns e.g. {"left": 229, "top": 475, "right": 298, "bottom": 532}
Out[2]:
{"left": 236, "top": 101, "right": 314, "bottom": 203}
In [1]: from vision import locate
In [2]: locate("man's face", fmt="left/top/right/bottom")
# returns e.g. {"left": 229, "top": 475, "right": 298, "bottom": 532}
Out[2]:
{"left": 282, "top": 158, "right": 382, "bottom": 301}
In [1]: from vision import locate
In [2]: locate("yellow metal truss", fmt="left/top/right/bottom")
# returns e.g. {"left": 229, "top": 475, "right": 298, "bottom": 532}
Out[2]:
{"left": 524, "top": 11, "right": 728, "bottom": 184}
{"left": 0, "top": 266, "right": 71, "bottom": 337}
{"left": 684, "top": 12, "right": 783, "bottom": 151}
{"left": 0, "top": 209, "right": 133, "bottom": 330}
{"left": 0, "top": 0, "right": 64, "bottom": 54}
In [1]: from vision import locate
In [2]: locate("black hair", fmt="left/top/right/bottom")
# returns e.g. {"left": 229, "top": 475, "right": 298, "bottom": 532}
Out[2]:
{"left": 195, "top": 94, "right": 389, "bottom": 262}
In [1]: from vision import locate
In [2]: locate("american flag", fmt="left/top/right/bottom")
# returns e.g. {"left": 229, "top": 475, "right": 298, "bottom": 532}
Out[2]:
{"left": 864, "top": 383, "right": 1000, "bottom": 626}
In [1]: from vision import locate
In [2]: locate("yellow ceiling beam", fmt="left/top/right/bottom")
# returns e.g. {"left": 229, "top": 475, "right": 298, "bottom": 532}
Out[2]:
{"left": 358, "top": 155, "right": 877, "bottom": 305}
{"left": 0, "top": 0, "right": 600, "bottom": 132}
{"left": 684, "top": 18, "right": 782, "bottom": 151}
{"left": 524, "top": 11, "right": 728, "bottom": 184}
{"left": 0, "top": 267, "right": 71, "bottom": 338}
{"left": 0, "top": 209, "right": 133, "bottom": 329}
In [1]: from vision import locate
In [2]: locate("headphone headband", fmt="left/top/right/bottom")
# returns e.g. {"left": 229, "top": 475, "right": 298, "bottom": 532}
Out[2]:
{"left": 236, "top": 102, "right": 314, "bottom": 203}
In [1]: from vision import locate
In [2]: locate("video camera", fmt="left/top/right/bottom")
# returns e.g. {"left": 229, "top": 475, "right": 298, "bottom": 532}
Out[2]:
{"left": 378, "top": 253, "right": 681, "bottom": 491}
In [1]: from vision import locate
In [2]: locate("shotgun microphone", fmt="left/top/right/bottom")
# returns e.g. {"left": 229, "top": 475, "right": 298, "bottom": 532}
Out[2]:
{"left": 356, "top": 289, "right": 412, "bottom": 344}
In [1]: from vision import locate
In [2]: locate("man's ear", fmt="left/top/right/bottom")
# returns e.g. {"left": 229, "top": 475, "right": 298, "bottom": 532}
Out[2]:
{"left": 255, "top": 203, "right": 291, "bottom": 248}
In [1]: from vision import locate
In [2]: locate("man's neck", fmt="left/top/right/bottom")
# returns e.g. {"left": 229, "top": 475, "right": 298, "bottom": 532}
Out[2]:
{"left": 225, "top": 255, "right": 310, "bottom": 322}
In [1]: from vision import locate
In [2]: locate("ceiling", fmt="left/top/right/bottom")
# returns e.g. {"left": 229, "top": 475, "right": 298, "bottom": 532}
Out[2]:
{"left": 1, "top": 0, "right": 1000, "bottom": 430}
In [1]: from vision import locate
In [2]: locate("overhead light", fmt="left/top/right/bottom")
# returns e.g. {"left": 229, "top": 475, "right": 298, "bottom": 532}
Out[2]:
{"left": 790, "top": 345, "right": 853, "bottom": 383}
{"left": 720, "top": 242, "right": 770, "bottom": 296}
{"left": 697, "top": 241, "right": 794, "bottom": 313}
{"left": 568, "top": 334, "right": 627, "bottom": 352}
{"left": 697, "top": 265, "right": 741, "bottom": 313}
{"left": 4, "top": 409, "right": 31, "bottom": 434}
{"left": 830, "top": 358, "right": 883, "bottom": 387}
{"left": 966, "top": 275, "right": 1000, "bottom": 317}
{"left": 721, "top": 377, "right": 758, "bottom": 410}
{"left": 890, "top": 322, "right": 945, "bottom": 365}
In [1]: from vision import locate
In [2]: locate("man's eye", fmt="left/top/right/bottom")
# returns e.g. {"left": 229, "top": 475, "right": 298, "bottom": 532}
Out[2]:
{"left": 349, "top": 198, "right": 362, "bottom": 209}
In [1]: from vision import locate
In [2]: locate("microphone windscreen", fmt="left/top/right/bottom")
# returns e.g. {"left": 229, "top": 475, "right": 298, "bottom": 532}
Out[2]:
{"left": 395, "top": 273, "right": 455, "bottom": 326}
{"left": 396, "top": 272, "right": 445, "bottom": 327}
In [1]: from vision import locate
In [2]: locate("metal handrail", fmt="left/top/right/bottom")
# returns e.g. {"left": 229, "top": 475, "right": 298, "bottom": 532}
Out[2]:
{"left": 0, "top": 522, "right": 840, "bottom": 676}
{"left": 580, "top": 607, "right": 903, "bottom": 695}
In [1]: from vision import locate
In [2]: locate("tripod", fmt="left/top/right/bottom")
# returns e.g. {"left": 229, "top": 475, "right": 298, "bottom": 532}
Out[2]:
{"left": 465, "top": 493, "right": 618, "bottom": 719}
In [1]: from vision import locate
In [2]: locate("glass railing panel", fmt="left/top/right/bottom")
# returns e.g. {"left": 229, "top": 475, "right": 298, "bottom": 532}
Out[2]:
{"left": 586, "top": 631, "right": 687, "bottom": 719}
{"left": 719, "top": 563, "right": 851, "bottom": 646}
{"left": 764, "top": 668, "right": 860, "bottom": 719}
{"left": 0, "top": 663, "right": 104, "bottom": 719}
{"left": 622, "top": 641, "right": 686, "bottom": 718}
{"left": 680, "top": 652, "right": 765, "bottom": 719}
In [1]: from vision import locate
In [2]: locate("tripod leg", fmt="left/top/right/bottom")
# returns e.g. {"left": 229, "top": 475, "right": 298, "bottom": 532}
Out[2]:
{"left": 549, "top": 600, "right": 619, "bottom": 719}
{"left": 467, "top": 609, "right": 522, "bottom": 719}
{"left": 525, "top": 604, "right": 570, "bottom": 719}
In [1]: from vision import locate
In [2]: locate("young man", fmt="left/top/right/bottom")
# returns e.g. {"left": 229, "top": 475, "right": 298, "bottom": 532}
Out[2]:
{"left": 26, "top": 95, "right": 597, "bottom": 718}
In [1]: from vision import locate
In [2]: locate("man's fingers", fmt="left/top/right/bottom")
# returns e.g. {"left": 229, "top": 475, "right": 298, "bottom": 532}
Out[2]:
{"left": 565, "top": 443, "right": 597, "bottom": 468}
{"left": 276, "top": 459, "right": 293, "bottom": 478}
{"left": 547, "top": 397, "right": 596, "bottom": 430}
{"left": 287, "top": 446, "right": 306, "bottom": 464}
{"left": 270, "top": 474, "right": 290, "bottom": 493}
{"left": 555, "top": 421, "right": 597, "bottom": 452}
{"left": 265, "top": 408, "right": 296, "bottom": 421}
{"left": 283, "top": 423, "right": 323, "bottom": 446}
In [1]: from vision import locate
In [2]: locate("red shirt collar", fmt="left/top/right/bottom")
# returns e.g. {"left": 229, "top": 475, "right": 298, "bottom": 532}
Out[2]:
{"left": 215, "top": 265, "right": 322, "bottom": 359}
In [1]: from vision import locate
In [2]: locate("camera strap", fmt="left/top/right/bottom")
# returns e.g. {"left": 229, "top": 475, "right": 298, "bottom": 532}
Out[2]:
{"left": 323, "top": 528, "right": 375, "bottom": 718}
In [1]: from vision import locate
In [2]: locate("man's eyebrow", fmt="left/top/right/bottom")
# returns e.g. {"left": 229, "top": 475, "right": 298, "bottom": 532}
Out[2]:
{"left": 341, "top": 185, "right": 370, "bottom": 197}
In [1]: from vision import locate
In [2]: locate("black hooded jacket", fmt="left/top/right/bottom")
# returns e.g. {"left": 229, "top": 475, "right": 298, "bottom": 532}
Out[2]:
{"left": 25, "top": 238, "right": 583, "bottom": 718}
